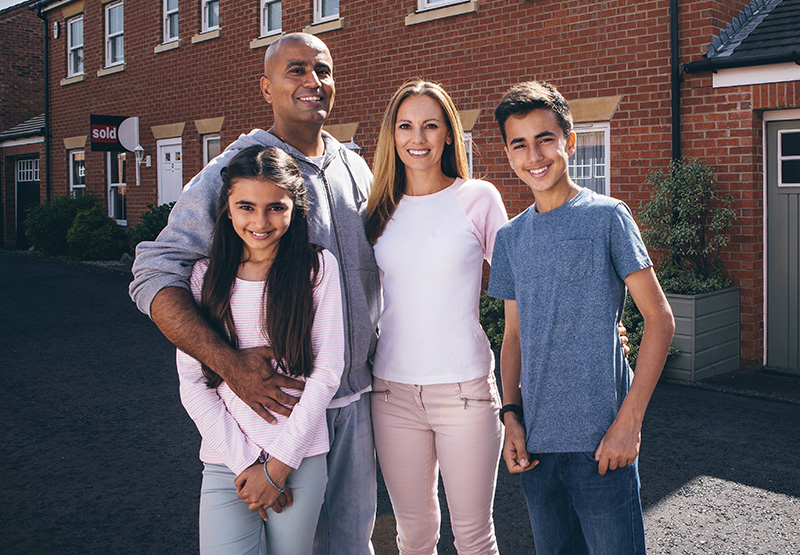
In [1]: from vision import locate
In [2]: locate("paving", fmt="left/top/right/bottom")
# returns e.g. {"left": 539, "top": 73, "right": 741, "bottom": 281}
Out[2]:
{"left": 1, "top": 250, "right": 799, "bottom": 555}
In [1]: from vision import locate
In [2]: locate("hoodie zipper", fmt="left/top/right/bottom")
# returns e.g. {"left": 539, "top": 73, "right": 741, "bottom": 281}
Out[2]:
{"left": 320, "top": 169, "right": 356, "bottom": 384}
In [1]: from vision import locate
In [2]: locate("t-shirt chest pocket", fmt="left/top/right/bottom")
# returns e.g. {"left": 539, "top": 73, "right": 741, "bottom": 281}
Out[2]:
{"left": 557, "top": 239, "right": 593, "bottom": 281}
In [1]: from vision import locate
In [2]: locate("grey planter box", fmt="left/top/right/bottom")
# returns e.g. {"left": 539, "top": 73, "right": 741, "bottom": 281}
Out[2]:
{"left": 662, "top": 286, "right": 740, "bottom": 381}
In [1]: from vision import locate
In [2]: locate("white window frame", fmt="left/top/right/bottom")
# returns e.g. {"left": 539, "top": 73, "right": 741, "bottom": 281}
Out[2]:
{"left": 67, "top": 15, "right": 84, "bottom": 77}
{"left": 418, "top": 0, "right": 467, "bottom": 10}
{"left": 104, "top": 1, "right": 124, "bottom": 68}
{"left": 108, "top": 151, "right": 127, "bottom": 225}
{"left": 463, "top": 132, "right": 473, "bottom": 178}
{"left": 16, "top": 158, "right": 40, "bottom": 183}
{"left": 778, "top": 129, "right": 800, "bottom": 187}
{"left": 202, "top": 0, "right": 219, "bottom": 32}
{"left": 260, "top": 0, "right": 281, "bottom": 37}
{"left": 313, "top": 0, "right": 338, "bottom": 24}
{"left": 570, "top": 123, "right": 611, "bottom": 196}
{"left": 163, "top": 0, "right": 179, "bottom": 43}
{"left": 203, "top": 134, "right": 221, "bottom": 165}
{"left": 69, "top": 150, "right": 86, "bottom": 197}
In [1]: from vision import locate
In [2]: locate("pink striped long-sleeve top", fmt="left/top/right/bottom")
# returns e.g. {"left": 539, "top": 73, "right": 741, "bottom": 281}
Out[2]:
{"left": 176, "top": 249, "right": 344, "bottom": 475}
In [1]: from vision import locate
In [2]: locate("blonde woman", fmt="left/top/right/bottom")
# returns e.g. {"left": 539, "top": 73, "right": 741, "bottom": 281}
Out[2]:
{"left": 365, "top": 80, "right": 506, "bottom": 554}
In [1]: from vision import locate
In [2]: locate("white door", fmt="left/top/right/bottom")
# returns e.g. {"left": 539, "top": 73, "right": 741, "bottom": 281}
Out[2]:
{"left": 158, "top": 139, "right": 183, "bottom": 204}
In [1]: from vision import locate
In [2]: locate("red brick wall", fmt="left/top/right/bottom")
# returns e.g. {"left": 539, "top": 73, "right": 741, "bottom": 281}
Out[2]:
{"left": 44, "top": 0, "right": 800, "bottom": 369}
{"left": 0, "top": 2, "right": 45, "bottom": 132}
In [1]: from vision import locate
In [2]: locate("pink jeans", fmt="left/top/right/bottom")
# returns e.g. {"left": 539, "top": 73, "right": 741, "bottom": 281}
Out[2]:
{"left": 371, "top": 374, "right": 503, "bottom": 555}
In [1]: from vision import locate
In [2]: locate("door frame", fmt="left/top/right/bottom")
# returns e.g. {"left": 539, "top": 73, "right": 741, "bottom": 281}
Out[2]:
{"left": 763, "top": 109, "right": 800, "bottom": 371}
{"left": 157, "top": 137, "right": 183, "bottom": 205}
{"left": 14, "top": 155, "right": 40, "bottom": 249}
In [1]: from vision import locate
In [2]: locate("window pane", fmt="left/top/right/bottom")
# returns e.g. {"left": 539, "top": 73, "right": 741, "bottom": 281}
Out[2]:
{"left": 781, "top": 132, "right": 800, "bottom": 157}
{"left": 109, "top": 4, "right": 123, "bottom": 34}
{"left": 112, "top": 152, "right": 127, "bottom": 184}
{"left": 167, "top": 13, "right": 178, "bottom": 38}
{"left": 321, "top": 0, "right": 338, "bottom": 17}
{"left": 71, "top": 48, "right": 84, "bottom": 75}
{"left": 110, "top": 36, "right": 124, "bottom": 63}
{"left": 782, "top": 160, "right": 800, "bottom": 184}
{"left": 206, "top": 0, "right": 219, "bottom": 28}
{"left": 111, "top": 186, "right": 127, "bottom": 220}
{"left": 267, "top": 1, "right": 281, "bottom": 30}
{"left": 72, "top": 152, "right": 85, "bottom": 186}
{"left": 570, "top": 131, "right": 606, "bottom": 195}
{"left": 69, "top": 18, "right": 83, "bottom": 47}
{"left": 206, "top": 137, "right": 221, "bottom": 162}
{"left": 166, "top": 0, "right": 178, "bottom": 10}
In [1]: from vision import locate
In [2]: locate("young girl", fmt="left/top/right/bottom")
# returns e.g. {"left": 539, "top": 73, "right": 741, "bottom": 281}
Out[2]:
{"left": 365, "top": 80, "right": 507, "bottom": 554}
{"left": 176, "top": 145, "right": 343, "bottom": 555}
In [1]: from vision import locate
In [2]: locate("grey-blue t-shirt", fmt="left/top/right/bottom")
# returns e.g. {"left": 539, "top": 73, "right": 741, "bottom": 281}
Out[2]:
{"left": 488, "top": 187, "right": 652, "bottom": 453}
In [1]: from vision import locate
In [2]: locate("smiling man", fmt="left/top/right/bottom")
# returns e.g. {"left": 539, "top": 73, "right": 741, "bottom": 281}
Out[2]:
{"left": 130, "top": 33, "right": 379, "bottom": 555}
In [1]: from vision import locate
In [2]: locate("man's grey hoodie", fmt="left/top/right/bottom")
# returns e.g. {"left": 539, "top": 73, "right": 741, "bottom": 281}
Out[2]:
{"left": 129, "top": 129, "right": 379, "bottom": 399}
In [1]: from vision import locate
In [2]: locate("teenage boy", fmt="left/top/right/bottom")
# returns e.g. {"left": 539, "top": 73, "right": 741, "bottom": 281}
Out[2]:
{"left": 488, "top": 81, "right": 675, "bottom": 554}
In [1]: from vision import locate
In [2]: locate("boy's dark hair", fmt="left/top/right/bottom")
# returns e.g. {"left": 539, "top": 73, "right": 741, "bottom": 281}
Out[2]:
{"left": 494, "top": 81, "right": 573, "bottom": 143}
{"left": 201, "top": 145, "right": 321, "bottom": 387}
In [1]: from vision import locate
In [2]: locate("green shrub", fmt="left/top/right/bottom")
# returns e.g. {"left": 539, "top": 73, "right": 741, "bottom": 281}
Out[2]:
{"left": 480, "top": 294, "right": 505, "bottom": 350}
{"left": 24, "top": 195, "right": 98, "bottom": 255}
{"left": 133, "top": 201, "right": 175, "bottom": 244}
{"left": 639, "top": 158, "right": 736, "bottom": 294}
{"left": 67, "top": 206, "right": 128, "bottom": 261}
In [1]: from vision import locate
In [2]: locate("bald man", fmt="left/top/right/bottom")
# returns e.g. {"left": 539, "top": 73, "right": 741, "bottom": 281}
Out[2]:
{"left": 131, "top": 33, "right": 378, "bottom": 555}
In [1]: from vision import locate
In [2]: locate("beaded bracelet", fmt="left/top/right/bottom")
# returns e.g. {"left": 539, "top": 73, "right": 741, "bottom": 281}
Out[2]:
{"left": 263, "top": 460, "right": 286, "bottom": 493}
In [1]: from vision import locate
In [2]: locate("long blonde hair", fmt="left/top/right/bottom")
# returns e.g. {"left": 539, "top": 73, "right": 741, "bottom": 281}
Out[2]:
{"left": 365, "top": 79, "right": 469, "bottom": 244}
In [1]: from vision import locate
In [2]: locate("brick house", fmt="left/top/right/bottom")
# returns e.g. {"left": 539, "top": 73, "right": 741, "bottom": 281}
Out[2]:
{"left": 0, "top": 0, "right": 46, "bottom": 248}
{"left": 33, "top": 0, "right": 800, "bottom": 373}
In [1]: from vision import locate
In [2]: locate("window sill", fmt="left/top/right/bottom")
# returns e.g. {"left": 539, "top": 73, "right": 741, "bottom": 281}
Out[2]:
{"left": 155, "top": 39, "right": 181, "bottom": 53}
{"left": 303, "top": 18, "right": 344, "bottom": 35}
{"left": 249, "top": 32, "right": 282, "bottom": 50}
{"left": 97, "top": 63, "right": 125, "bottom": 77}
{"left": 192, "top": 28, "right": 221, "bottom": 44}
{"left": 60, "top": 74, "right": 85, "bottom": 86}
{"left": 405, "top": 0, "right": 477, "bottom": 26}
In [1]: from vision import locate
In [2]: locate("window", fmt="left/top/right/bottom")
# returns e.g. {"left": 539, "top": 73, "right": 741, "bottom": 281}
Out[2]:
{"left": 314, "top": 0, "right": 338, "bottom": 23}
{"left": 463, "top": 132, "right": 473, "bottom": 178}
{"left": 569, "top": 124, "right": 610, "bottom": 195}
{"left": 70, "top": 151, "right": 86, "bottom": 197}
{"left": 105, "top": 1, "right": 124, "bottom": 67}
{"left": 67, "top": 16, "right": 84, "bottom": 77}
{"left": 203, "top": 135, "right": 221, "bottom": 165}
{"left": 779, "top": 129, "right": 800, "bottom": 186}
{"left": 164, "top": 0, "right": 179, "bottom": 42}
{"left": 260, "top": 0, "right": 281, "bottom": 36}
{"left": 202, "top": 0, "right": 219, "bottom": 31}
{"left": 108, "top": 152, "right": 127, "bottom": 224}
{"left": 16, "top": 158, "right": 40, "bottom": 182}
{"left": 418, "top": 0, "right": 466, "bottom": 9}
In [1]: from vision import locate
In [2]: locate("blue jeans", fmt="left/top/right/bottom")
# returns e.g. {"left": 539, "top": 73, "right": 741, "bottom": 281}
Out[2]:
{"left": 313, "top": 392, "right": 377, "bottom": 555}
{"left": 199, "top": 456, "right": 327, "bottom": 555}
{"left": 519, "top": 453, "right": 646, "bottom": 555}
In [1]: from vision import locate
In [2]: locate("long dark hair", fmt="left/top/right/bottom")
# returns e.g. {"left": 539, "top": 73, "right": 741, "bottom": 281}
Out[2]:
{"left": 200, "top": 145, "right": 320, "bottom": 387}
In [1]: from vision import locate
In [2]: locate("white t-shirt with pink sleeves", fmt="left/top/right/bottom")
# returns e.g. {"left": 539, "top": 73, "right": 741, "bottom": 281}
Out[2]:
{"left": 176, "top": 249, "right": 344, "bottom": 475}
{"left": 372, "top": 177, "right": 508, "bottom": 385}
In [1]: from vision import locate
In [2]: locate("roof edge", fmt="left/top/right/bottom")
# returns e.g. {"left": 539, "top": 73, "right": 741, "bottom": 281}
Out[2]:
{"left": 685, "top": 50, "right": 800, "bottom": 73}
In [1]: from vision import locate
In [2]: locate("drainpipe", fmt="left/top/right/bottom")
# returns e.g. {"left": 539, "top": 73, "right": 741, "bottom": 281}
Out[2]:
{"left": 32, "top": 1, "right": 51, "bottom": 202}
{"left": 670, "top": 0, "right": 681, "bottom": 161}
